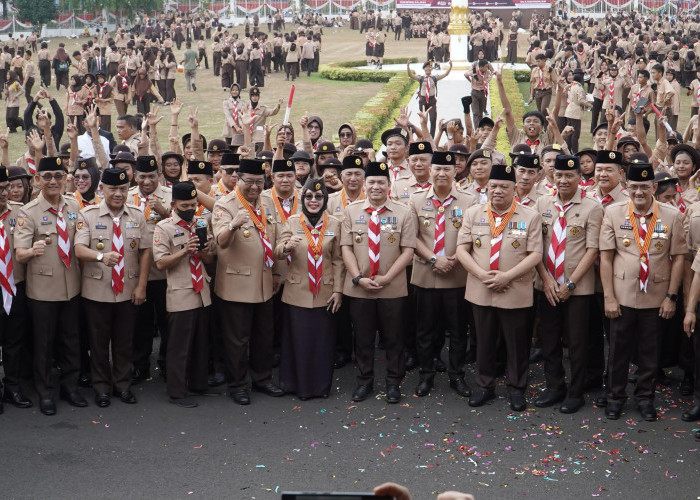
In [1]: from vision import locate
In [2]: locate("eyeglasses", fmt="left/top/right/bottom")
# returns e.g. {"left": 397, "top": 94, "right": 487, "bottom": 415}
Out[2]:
{"left": 241, "top": 178, "right": 265, "bottom": 187}
{"left": 627, "top": 184, "right": 653, "bottom": 191}
{"left": 38, "top": 172, "right": 66, "bottom": 181}
{"left": 0, "top": 184, "right": 9, "bottom": 192}
{"left": 339, "top": 132, "right": 353, "bottom": 138}
{"left": 73, "top": 174, "right": 92, "bottom": 180}
{"left": 304, "top": 193, "right": 324, "bottom": 201}
{"left": 223, "top": 168, "right": 239, "bottom": 175}
{"left": 307, "top": 124, "right": 321, "bottom": 130}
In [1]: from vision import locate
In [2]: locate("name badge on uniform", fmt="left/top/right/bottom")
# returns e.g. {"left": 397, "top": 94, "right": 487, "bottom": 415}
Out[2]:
{"left": 542, "top": 210, "right": 552, "bottom": 218}
{"left": 421, "top": 206, "right": 434, "bottom": 211}
{"left": 296, "top": 229, "right": 305, "bottom": 234}
{"left": 174, "top": 228, "right": 184, "bottom": 236}
{"left": 125, "top": 222, "right": 140, "bottom": 229}
{"left": 324, "top": 231, "right": 335, "bottom": 236}
{"left": 620, "top": 224, "right": 633, "bottom": 230}
{"left": 196, "top": 219, "right": 207, "bottom": 228}
{"left": 96, "top": 223, "right": 107, "bottom": 229}
{"left": 355, "top": 219, "right": 367, "bottom": 224}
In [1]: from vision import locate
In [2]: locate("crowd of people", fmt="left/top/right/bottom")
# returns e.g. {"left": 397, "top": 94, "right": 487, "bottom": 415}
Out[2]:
{"left": 0, "top": 9, "right": 699, "bottom": 446}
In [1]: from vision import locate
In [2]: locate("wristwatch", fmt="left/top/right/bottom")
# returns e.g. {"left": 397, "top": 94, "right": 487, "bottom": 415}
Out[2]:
{"left": 566, "top": 279, "right": 576, "bottom": 291}
{"left": 96, "top": 252, "right": 104, "bottom": 262}
{"left": 352, "top": 275, "right": 363, "bottom": 286}
{"left": 666, "top": 293, "right": 679, "bottom": 302}
{"left": 429, "top": 255, "right": 437, "bottom": 267}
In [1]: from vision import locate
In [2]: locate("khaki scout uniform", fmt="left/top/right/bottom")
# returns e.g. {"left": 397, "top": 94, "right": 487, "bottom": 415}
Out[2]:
{"left": 390, "top": 175, "right": 431, "bottom": 203}
{"left": 212, "top": 191, "right": 278, "bottom": 391}
{"left": 326, "top": 188, "right": 364, "bottom": 222}
{"left": 535, "top": 190, "right": 604, "bottom": 399}
{"left": 599, "top": 200, "right": 686, "bottom": 406}
{"left": 530, "top": 65, "right": 557, "bottom": 114}
{"left": 506, "top": 126, "right": 556, "bottom": 155}
{"left": 153, "top": 213, "right": 212, "bottom": 399}
{"left": 128, "top": 183, "right": 172, "bottom": 377}
{"left": 409, "top": 186, "right": 476, "bottom": 379}
{"left": 463, "top": 181, "right": 490, "bottom": 205}
{"left": 0, "top": 201, "right": 28, "bottom": 395}
{"left": 75, "top": 202, "right": 150, "bottom": 396}
{"left": 341, "top": 198, "right": 417, "bottom": 388}
{"left": 14, "top": 192, "right": 82, "bottom": 398}
{"left": 457, "top": 202, "right": 543, "bottom": 394}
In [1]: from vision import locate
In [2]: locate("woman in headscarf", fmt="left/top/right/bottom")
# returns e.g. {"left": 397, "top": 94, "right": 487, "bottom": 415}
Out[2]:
{"left": 52, "top": 43, "right": 71, "bottom": 90}
{"left": 7, "top": 166, "right": 32, "bottom": 203}
{"left": 66, "top": 74, "right": 88, "bottom": 134}
{"left": 70, "top": 157, "right": 101, "bottom": 209}
{"left": 132, "top": 67, "right": 164, "bottom": 115}
{"left": 161, "top": 151, "right": 185, "bottom": 186}
{"left": 4, "top": 71, "right": 23, "bottom": 133}
{"left": 109, "top": 64, "right": 130, "bottom": 116}
{"left": 222, "top": 83, "right": 245, "bottom": 149}
{"left": 275, "top": 177, "right": 343, "bottom": 400}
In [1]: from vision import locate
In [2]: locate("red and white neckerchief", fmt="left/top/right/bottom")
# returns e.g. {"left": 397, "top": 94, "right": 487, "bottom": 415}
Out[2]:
{"left": 632, "top": 84, "right": 648, "bottom": 107}
{"left": 234, "top": 187, "right": 274, "bottom": 268}
{"left": 391, "top": 164, "right": 406, "bottom": 182}
{"left": 538, "top": 67, "right": 544, "bottom": 89}
{"left": 71, "top": 91, "right": 78, "bottom": 105}
{"left": 480, "top": 68, "right": 489, "bottom": 96}
{"left": 111, "top": 216, "right": 125, "bottom": 295}
{"left": 475, "top": 184, "right": 488, "bottom": 204}
{"left": 231, "top": 98, "right": 239, "bottom": 123}
{"left": 99, "top": 82, "right": 109, "bottom": 99}
{"left": 546, "top": 199, "right": 574, "bottom": 284}
{"left": 300, "top": 213, "right": 328, "bottom": 297}
{"left": 579, "top": 178, "right": 595, "bottom": 189}
{"left": 629, "top": 201, "right": 658, "bottom": 293}
{"left": 608, "top": 79, "right": 615, "bottom": 107}
{"left": 0, "top": 210, "right": 16, "bottom": 315}
{"left": 133, "top": 193, "right": 151, "bottom": 219}
{"left": 544, "top": 181, "right": 557, "bottom": 196}
{"left": 413, "top": 181, "right": 432, "bottom": 190}
{"left": 75, "top": 191, "right": 99, "bottom": 209}
{"left": 26, "top": 158, "right": 36, "bottom": 174}
{"left": 593, "top": 190, "right": 614, "bottom": 206}
{"left": 48, "top": 206, "right": 71, "bottom": 269}
{"left": 425, "top": 75, "right": 431, "bottom": 98}
{"left": 84, "top": 85, "right": 95, "bottom": 105}
{"left": 249, "top": 109, "right": 256, "bottom": 133}
{"left": 367, "top": 205, "right": 387, "bottom": 278}
{"left": 676, "top": 184, "right": 686, "bottom": 213}
{"left": 432, "top": 195, "right": 454, "bottom": 256}
{"left": 120, "top": 75, "right": 129, "bottom": 90}
{"left": 526, "top": 138, "right": 540, "bottom": 153}
{"left": 177, "top": 219, "right": 203, "bottom": 293}
{"left": 487, "top": 200, "right": 517, "bottom": 271}
{"left": 515, "top": 193, "right": 532, "bottom": 206}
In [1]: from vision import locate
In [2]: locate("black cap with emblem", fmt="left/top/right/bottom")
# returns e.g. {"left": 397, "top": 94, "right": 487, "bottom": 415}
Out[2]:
{"left": 318, "top": 158, "right": 342, "bottom": 174}
{"left": 488, "top": 164, "right": 516, "bottom": 182}
{"left": 272, "top": 159, "right": 295, "bottom": 173}
{"left": 101, "top": 167, "right": 129, "bottom": 186}
{"left": 431, "top": 151, "right": 455, "bottom": 166}
{"left": 342, "top": 155, "right": 365, "bottom": 171}
{"left": 365, "top": 161, "right": 390, "bottom": 178}
{"left": 626, "top": 163, "right": 654, "bottom": 182}
{"left": 187, "top": 160, "right": 213, "bottom": 177}
{"left": 136, "top": 155, "right": 158, "bottom": 173}
{"left": 595, "top": 150, "right": 623, "bottom": 165}
{"left": 38, "top": 156, "right": 66, "bottom": 172}
{"left": 554, "top": 155, "right": 580, "bottom": 171}
{"left": 172, "top": 181, "right": 198, "bottom": 201}
{"left": 238, "top": 159, "right": 266, "bottom": 175}
{"left": 73, "top": 157, "right": 97, "bottom": 172}
{"left": 466, "top": 148, "right": 492, "bottom": 169}
{"left": 408, "top": 141, "right": 433, "bottom": 156}
{"left": 513, "top": 153, "right": 541, "bottom": 170}
{"left": 206, "top": 139, "right": 230, "bottom": 153}
{"left": 0, "top": 166, "right": 8, "bottom": 182}
{"left": 221, "top": 153, "right": 241, "bottom": 167}
{"left": 380, "top": 127, "right": 409, "bottom": 145}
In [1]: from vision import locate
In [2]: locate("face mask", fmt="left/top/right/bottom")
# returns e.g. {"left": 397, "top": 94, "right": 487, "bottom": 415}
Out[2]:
{"left": 177, "top": 209, "right": 196, "bottom": 222}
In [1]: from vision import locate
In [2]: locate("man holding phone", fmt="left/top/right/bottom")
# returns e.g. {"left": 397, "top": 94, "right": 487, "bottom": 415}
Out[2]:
{"left": 152, "top": 182, "right": 216, "bottom": 408}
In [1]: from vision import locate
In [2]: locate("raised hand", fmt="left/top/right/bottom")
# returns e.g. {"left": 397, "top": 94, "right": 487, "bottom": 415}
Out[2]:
{"left": 170, "top": 97, "right": 182, "bottom": 115}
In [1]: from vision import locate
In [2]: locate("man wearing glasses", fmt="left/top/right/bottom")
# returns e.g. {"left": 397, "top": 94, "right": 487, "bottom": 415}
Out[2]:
{"left": 213, "top": 158, "right": 284, "bottom": 405}
{"left": 215, "top": 153, "right": 240, "bottom": 199}
{"left": 14, "top": 157, "right": 85, "bottom": 416}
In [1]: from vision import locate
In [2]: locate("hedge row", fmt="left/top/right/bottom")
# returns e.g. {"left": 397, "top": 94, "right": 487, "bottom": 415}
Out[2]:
{"left": 489, "top": 69, "right": 524, "bottom": 157}
{"left": 318, "top": 63, "right": 397, "bottom": 82}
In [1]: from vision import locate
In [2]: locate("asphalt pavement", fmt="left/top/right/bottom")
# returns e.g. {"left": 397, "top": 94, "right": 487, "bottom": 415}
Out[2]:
{"left": 1, "top": 348, "right": 699, "bottom": 500}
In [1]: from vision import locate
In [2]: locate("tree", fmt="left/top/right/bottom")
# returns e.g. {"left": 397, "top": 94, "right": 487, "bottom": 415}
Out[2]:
{"left": 14, "top": 0, "right": 58, "bottom": 26}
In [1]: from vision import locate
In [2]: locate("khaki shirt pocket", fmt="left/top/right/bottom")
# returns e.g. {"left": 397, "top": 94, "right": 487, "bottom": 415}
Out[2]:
{"left": 32, "top": 265, "right": 53, "bottom": 277}
{"left": 85, "top": 267, "right": 103, "bottom": 280}
{"left": 226, "top": 264, "right": 252, "bottom": 276}
{"left": 286, "top": 273, "right": 301, "bottom": 284}
{"left": 349, "top": 227, "right": 367, "bottom": 247}
{"left": 382, "top": 226, "right": 402, "bottom": 247}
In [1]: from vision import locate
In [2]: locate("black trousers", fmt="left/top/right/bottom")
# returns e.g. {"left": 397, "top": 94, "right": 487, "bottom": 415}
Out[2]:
{"left": 586, "top": 291, "right": 609, "bottom": 387}
{"left": 272, "top": 285, "right": 285, "bottom": 356}
{"left": 198, "top": 48, "right": 209, "bottom": 69}
{"left": 471, "top": 89, "right": 488, "bottom": 126}
{"left": 219, "top": 299, "right": 274, "bottom": 391}
{"left": 608, "top": 306, "right": 660, "bottom": 405}
{"left": 472, "top": 304, "right": 530, "bottom": 393}
{"left": 415, "top": 286, "right": 469, "bottom": 378}
{"left": 565, "top": 117, "right": 581, "bottom": 153}
{"left": 0, "top": 282, "right": 28, "bottom": 392}
{"left": 349, "top": 297, "right": 405, "bottom": 387}
{"left": 30, "top": 296, "right": 80, "bottom": 398}
{"left": 24, "top": 76, "right": 34, "bottom": 104}
{"left": 167, "top": 307, "right": 209, "bottom": 398}
{"left": 590, "top": 97, "right": 603, "bottom": 133}
{"left": 38, "top": 60, "right": 51, "bottom": 87}
{"left": 535, "top": 88, "right": 553, "bottom": 116}
{"left": 84, "top": 299, "right": 137, "bottom": 395}
{"left": 537, "top": 292, "right": 591, "bottom": 398}
{"left": 404, "top": 266, "right": 417, "bottom": 358}
{"left": 213, "top": 52, "right": 222, "bottom": 76}
{"left": 334, "top": 295, "right": 354, "bottom": 359}
{"left": 419, "top": 95, "right": 438, "bottom": 138}
{"left": 133, "top": 280, "right": 168, "bottom": 374}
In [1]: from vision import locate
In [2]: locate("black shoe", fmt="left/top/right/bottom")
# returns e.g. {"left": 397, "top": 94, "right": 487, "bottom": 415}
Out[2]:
{"left": 95, "top": 393, "right": 111, "bottom": 408}
{"left": 114, "top": 390, "right": 137, "bottom": 404}
{"left": 655, "top": 369, "right": 673, "bottom": 387}
{"left": 638, "top": 403, "right": 658, "bottom": 422}
{"left": 510, "top": 392, "right": 527, "bottom": 412}
{"left": 386, "top": 385, "right": 401, "bottom": 404}
{"left": 434, "top": 357, "right": 447, "bottom": 372}
{"left": 334, "top": 353, "right": 350, "bottom": 369}
{"left": 682, "top": 403, "right": 700, "bottom": 422}
{"left": 2, "top": 390, "right": 33, "bottom": 408}
{"left": 680, "top": 373, "right": 694, "bottom": 396}
{"left": 192, "top": 84, "right": 197, "bottom": 91}
{"left": 208, "top": 372, "right": 226, "bottom": 387}
{"left": 39, "top": 397, "right": 56, "bottom": 415}
{"left": 272, "top": 352, "right": 281, "bottom": 368}
{"left": 534, "top": 386, "right": 567, "bottom": 408}
{"left": 468, "top": 388, "right": 495, "bottom": 407}
{"left": 560, "top": 397, "right": 585, "bottom": 414}
{"left": 352, "top": 384, "right": 373, "bottom": 402}
{"left": 59, "top": 388, "right": 88, "bottom": 407}
{"left": 252, "top": 382, "right": 284, "bottom": 397}
{"left": 529, "top": 347, "right": 543, "bottom": 364}
{"left": 449, "top": 377, "right": 472, "bottom": 397}
{"left": 405, "top": 355, "right": 417, "bottom": 371}
{"left": 169, "top": 396, "right": 198, "bottom": 408}
{"left": 78, "top": 372, "right": 92, "bottom": 388}
{"left": 415, "top": 378, "right": 433, "bottom": 397}
{"left": 605, "top": 401, "right": 622, "bottom": 420}
{"left": 131, "top": 369, "right": 150, "bottom": 384}
{"left": 230, "top": 390, "right": 250, "bottom": 405}
{"left": 594, "top": 392, "right": 608, "bottom": 407}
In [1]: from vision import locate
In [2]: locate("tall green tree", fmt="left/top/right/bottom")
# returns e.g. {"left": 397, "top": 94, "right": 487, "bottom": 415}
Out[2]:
{"left": 14, "top": 0, "right": 58, "bottom": 25}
